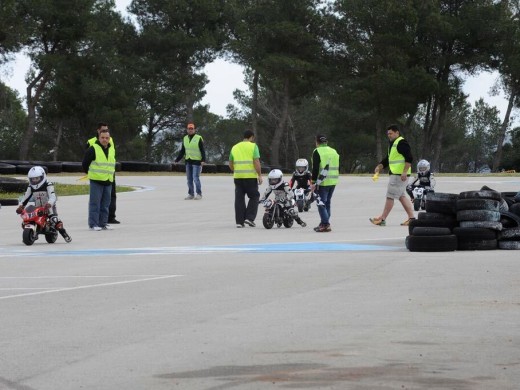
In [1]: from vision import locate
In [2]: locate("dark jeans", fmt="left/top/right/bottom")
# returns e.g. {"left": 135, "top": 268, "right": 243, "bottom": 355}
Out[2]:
{"left": 317, "top": 185, "right": 335, "bottom": 225}
{"left": 89, "top": 181, "right": 112, "bottom": 228}
{"left": 109, "top": 176, "right": 117, "bottom": 220}
{"left": 186, "top": 163, "right": 202, "bottom": 196}
{"left": 234, "top": 178, "right": 260, "bottom": 224}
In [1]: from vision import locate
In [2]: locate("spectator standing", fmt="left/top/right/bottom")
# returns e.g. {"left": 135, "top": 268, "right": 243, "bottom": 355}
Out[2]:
{"left": 229, "top": 130, "right": 263, "bottom": 228}
{"left": 87, "top": 122, "right": 120, "bottom": 224}
{"left": 83, "top": 129, "right": 116, "bottom": 231}
{"left": 311, "top": 134, "right": 340, "bottom": 232}
{"left": 174, "top": 123, "right": 205, "bottom": 200}
{"left": 370, "top": 124, "right": 415, "bottom": 226}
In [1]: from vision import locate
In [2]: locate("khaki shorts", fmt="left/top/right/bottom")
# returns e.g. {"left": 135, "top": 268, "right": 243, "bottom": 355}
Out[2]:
{"left": 386, "top": 175, "right": 408, "bottom": 199}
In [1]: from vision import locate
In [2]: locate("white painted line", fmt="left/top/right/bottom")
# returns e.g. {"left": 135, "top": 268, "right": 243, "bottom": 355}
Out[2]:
{"left": 0, "top": 274, "right": 182, "bottom": 301}
{"left": 0, "top": 275, "right": 173, "bottom": 279}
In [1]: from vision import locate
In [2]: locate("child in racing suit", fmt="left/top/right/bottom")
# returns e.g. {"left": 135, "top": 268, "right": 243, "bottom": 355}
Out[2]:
{"left": 260, "top": 169, "right": 306, "bottom": 227}
{"left": 16, "top": 166, "right": 72, "bottom": 242}
{"left": 406, "top": 159, "right": 435, "bottom": 201}
{"left": 289, "top": 158, "right": 314, "bottom": 210}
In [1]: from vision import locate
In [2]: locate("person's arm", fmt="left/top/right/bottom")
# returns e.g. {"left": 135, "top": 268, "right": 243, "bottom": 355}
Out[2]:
{"left": 253, "top": 158, "right": 262, "bottom": 185}
{"left": 18, "top": 187, "right": 32, "bottom": 207}
{"left": 311, "top": 150, "right": 320, "bottom": 183}
{"left": 82, "top": 147, "right": 95, "bottom": 173}
{"left": 46, "top": 182, "right": 57, "bottom": 207}
{"left": 199, "top": 139, "right": 206, "bottom": 163}
{"left": 397, "top": 140, "right": 413, "bottom": 181}
{"left": 174, "top": 143, "right": 185, "bottom": 163}
{"left": 228, "top": 150, "right": 234, "bottom": 172}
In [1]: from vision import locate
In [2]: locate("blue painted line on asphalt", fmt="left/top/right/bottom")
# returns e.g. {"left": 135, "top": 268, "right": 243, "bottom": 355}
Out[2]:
{"left": 0, "top": 242, "right": 396, "bottom": 258}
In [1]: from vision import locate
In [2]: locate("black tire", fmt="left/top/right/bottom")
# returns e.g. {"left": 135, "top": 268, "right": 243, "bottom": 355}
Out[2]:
{"left": 459, "top": 190, "right": 502, "bottom": 201}
{"left": 498, "top": 227, "right": 520, "bottom": 241}
{"left": 500, "top": 211, "right": 520, "bottom": 228}
{"left": 0, "top": 163, "right": 16, "bottom": 174}
{"left": 407, "top": 234, "right": 458, "bottom": 252}
{"left": 411, "top": 227, "right": 452, "bottom": 236}
{"left": 203, "top": 163, "right": 217, "bottom": 174}
{"left": 405, "top": 235, "right": 410, "bottom": 249}
{"left": 62, "top": 162, "right": 84, "bottom": 173}
{"left": 501, "top": 191, "right": 518, "bottom": 198}
{"left": 408, "top": 218, "right": 457, "bottom": 235}
{"left": 0, "top": 178, "right": 28, "bottom": 193}
{"left": 457, "top": 209, "right": 500, "bottom": 222}
{"left": 262, "top": 212, "right": 274, "bottom": 229}
{"left": 413, "top": 198, "right": 421, "bottom": 211}
{"left": 296, "top": 200, "right": 304, "bottom": 213}
{"left": 216, "top": 164, "right": 232, "bottom": 173}
{"left": 16, "top": 164, "right": 48, "bottom": 175}
{"left": 425, "top": 198, "right": 457, "bottom": 215}
{"left": 428, "top": 192, "right": 459, "bottom": 201}
{"left": 457, "top": 239, "right": 497, "bottom": 251}
{"left": 120, "top": 161, "right": 150, "bottom": 172}
{"left": 418, "top": 211, "right": 457, "bottom": 223}
{"left": 283, "top": 215, "right": 294, "bottom": 228}
{"left": 509, "top": 203, "right": 520, "bottom": 217}
{"left": 29, "top": 161, "right": 63, "bottom": 174}
{"left": 45, "top": 231, "right": 58, "bottom": 243}
{"left": 172, "top": 163, "right": 185, "bottom": 173}
{"left": 456, "top": 198, "right": 500, "bottom": 212}
{"left": 498, "top": 240, "right": 520, "bottom": 250}
{"left": 453, "top": 227, "right": 497, "bottom": 240}
{"left": 22, "top": 229, "right": 36, "bottom": 246}
{"left": 0, "top": 199, "right": 19, "bottom": 206}
{"left": 149, "top": 163, "right": 172, "bottom": 172}
{"left": 459, "top": 221, "right": 503, "bottom": 231}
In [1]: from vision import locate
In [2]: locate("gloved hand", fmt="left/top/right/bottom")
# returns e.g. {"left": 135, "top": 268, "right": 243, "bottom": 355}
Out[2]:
{"left": 16, "top": 205, "right": 24, "bottom": 214}
{"left": 44, "top": 203, "right": 52, "bottom": 209}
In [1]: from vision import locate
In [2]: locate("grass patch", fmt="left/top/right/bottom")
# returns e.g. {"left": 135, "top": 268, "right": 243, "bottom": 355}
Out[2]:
{"left": 0, "top": 183, "right": 134, "bottom": 200}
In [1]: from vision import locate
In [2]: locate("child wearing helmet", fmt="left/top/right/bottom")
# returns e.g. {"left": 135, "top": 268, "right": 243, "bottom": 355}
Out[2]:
{"left": 406, "top": 159, "right": 435, "bottom": 201}
{"left": 16, "top": 166, "right": 72, "bottom": 242}
{"left": 289, "top": 158, "right": 314, "bottom": 211}
{"left": 260, "top": 169, "right": 306, "bottom": 227}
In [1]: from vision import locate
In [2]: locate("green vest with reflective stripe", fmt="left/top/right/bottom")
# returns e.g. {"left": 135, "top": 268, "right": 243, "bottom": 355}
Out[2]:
{"left": 231, "top": 141, "right": 257, "bottom": 179}
{"left": 88, "top": 144, "right": 116, "bottom": 182}
{"left": 388, "top": 136, "right": 411, "bottom": 175}
{"left": 315, "top": 145, "right": 340, "bottom": 186}
{"left": 88, "top": 136, "right": 115, "bottom": 151}
{"left": 183, "top": 134, "right": 202, "bottom": 161}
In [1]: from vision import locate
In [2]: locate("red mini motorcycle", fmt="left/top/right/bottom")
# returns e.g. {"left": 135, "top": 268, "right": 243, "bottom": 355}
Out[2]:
{"left": 20, "top": 205, "right": 59, "bottom": 246}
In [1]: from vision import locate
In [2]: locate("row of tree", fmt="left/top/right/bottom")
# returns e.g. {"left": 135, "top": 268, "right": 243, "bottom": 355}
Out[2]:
{"left": 1, "top": 0, "right": 519, "bottom": 172}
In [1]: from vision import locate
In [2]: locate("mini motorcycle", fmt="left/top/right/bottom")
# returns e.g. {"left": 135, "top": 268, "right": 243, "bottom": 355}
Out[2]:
{"left": 19, "top": 205, "right": 60, "bottom": 246}
{"left": 262, "top": 198, "right": 306, "bottom": 229}
{"left": 412, "top": 186, "right": 434, "bottom": 211}
{"left": 293, "top": 188, "right": 312, "bottom": 212}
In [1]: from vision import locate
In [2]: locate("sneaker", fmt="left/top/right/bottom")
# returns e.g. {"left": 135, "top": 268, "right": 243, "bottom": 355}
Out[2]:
{"left": 89, "top": 226, "right": 102, "bottom": 231}
{"left": 108, "top": 219, "right": 121, "bottom": 224}
{"left": 244, "top": 219, "right": 256, "bottom": 227}
{"left": 236, "top": 223, "right": 245, "bottom": 228}
{"left": 369, "top": 217, "right": 386, "bottom": 226}
{"left": 101, "top": 225, "right": 114, "bottom": 230}
{"left": 314, "top": 223, "right": 331, "bottom": 232}
{"left": 185, "top": 195, "right": 194, "bottom": 200}
{"left": 194, "top": 194, "right": 202, "bottom": 200}
{"left": 400, "top": 218, "right": 416, "bottom": 226}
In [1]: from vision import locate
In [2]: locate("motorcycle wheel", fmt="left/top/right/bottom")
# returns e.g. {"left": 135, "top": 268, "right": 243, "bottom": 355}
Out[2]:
{"left": 413, "top": 198, "right": 421, "bottom": 211}
{"left": 296, "top": 200, "right": 304, "bottom": 213}
{"left": 45, "top": 231, "right": 58, "bottom": 244}
{"left": 263, "top": 212, "right": 275, "bottom": 229}
{"left": 283, "top": 216, "right": 294, "bottom": 228}
{"left": 23, "top": 228, "right": 36, "bottom": 246}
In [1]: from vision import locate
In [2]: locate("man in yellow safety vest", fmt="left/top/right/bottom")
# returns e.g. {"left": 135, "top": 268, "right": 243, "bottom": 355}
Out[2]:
{"left": 174, "top": 123, "right": 206, "bottom": 200}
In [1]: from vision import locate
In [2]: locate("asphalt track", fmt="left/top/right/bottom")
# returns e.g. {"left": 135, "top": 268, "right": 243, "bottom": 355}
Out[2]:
{"left": 1, "top": 174, "right": 519, "bottom": 390}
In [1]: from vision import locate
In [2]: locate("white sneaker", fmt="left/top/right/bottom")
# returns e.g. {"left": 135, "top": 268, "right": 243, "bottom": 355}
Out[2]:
{"left": 185, "top": 195, "right": 194, "bottom": 200}
{"left": 89, "top": 226, "right": 102, "bottom": 231}
{"left": 101, "top": 225, "right": 114, "bottom": 230}
{"left": 194, "top": 194, "right": 202, "bottom": 200}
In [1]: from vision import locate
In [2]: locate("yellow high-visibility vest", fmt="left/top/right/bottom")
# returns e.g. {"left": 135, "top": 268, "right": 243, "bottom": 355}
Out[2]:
{"left": 88, "top": 144, "right": 116, "bottom": 182}
{"left": 231, "top": 141, "right": 257, "bottom": 179}
{"left": 388, "top": 136, "right": 411, "bottom": 174}
{"left": 315, "top": 145, "right": 340, "bottom": 186}
{"left": 183, "top": 134, "right": 202, "bottom": 161}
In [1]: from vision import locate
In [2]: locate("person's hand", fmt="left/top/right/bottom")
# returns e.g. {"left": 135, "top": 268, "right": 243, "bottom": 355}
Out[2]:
{"left": 258, "top": 175, "right": 263, "bottom": 185}
{"left": 401, "top": 172, "right": 408, "bottom": 182}
{"left": 16, "top": 205, "right": 24, "bottom": 214}
{"left": 44, "top": 203, "right": 52, "bottom": 209}
{"left": 311, "top": 184, "right": 316, "bottom": 192}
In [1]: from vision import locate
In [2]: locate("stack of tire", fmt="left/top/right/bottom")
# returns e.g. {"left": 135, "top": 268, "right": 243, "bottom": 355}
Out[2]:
{"left": 406, "top": 192, "right": 459, "bottom": 252}
{"left": 454, "top": 190, "right": 502, "bottom": 250}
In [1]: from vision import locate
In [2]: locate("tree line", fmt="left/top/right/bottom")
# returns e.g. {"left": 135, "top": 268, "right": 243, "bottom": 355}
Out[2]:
{"left": 1, "top": 0, "right": 519, "bottom": 173}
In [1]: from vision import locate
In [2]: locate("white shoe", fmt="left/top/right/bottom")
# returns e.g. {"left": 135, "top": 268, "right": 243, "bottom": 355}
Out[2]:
{"left": 89, "top": 226, "right": 102, "bottom": 231}
{"left": 101, "top": 225, "right": 114, "bottom": 230}
{"left": 185, "top": 195, "right": 194, "bottom": 200}
{"left": 194, "top": 194, "right": 202, "bottom": 200}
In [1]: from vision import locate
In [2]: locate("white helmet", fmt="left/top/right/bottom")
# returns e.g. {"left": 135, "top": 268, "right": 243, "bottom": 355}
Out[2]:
{"left": 28, "top": 166, "right": 46, "bottom": 190}
{"left": 295, "top": 158, "right": 309, "bottom": 175}
{"left": 417, "top": 159, "right": 430, "bottom": 174}
{"left": 268, "top": 169, "right": 283, "bottom": 189}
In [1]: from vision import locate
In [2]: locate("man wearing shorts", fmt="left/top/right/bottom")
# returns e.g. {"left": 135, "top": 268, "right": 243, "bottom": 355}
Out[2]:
{"left": 370, "top": 124, "right": 415, "bottom": 226}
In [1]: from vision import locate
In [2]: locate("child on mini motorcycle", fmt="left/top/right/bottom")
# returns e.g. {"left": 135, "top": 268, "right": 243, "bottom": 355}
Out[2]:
{"left": 260, "top": 169, "right": 306, "bottom": 227}
{"left": 16, "top": 166, "right": 72, "bottom": 242}
{"left": 406, "top": 159, "right": 436, "bottom": 202}
{"left": 289, "top": 158, "right": 314, "bottom": 210}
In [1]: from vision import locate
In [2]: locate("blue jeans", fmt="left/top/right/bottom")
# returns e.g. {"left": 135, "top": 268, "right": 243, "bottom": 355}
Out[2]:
{"left": 317, "top": 185, "right": 335, "bottom": 225}
{"left": 186, "top": 163, "right": 202, "bottom": 196}
{"left": 89, "top": 181, "right": 112, "bottom": 228}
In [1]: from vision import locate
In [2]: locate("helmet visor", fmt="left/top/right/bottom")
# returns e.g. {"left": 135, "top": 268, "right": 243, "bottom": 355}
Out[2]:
{"left": 30, "top": 176, "right": 43, "bottom": 185}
